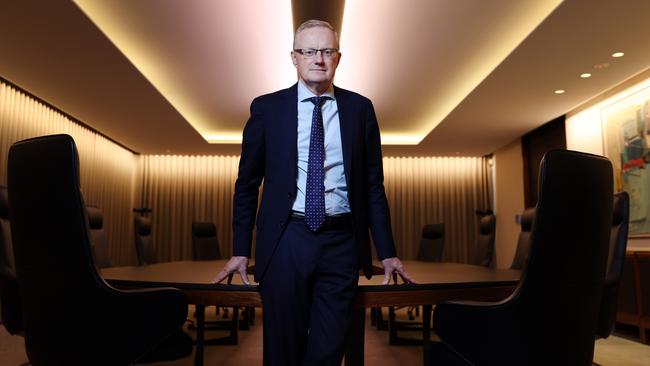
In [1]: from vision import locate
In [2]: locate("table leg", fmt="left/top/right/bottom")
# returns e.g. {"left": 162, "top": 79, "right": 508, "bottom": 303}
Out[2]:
{"left": 344, "top": 307, "right": 366, "bottom": 366}
{"left": 195, "top": 304, "right": 205, "bottom": 366}
{"left": 422, "top": 304, "right": 432, "bottom": 366}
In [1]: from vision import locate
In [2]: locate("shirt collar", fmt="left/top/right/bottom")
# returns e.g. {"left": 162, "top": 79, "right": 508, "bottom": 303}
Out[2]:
{"left": 298, "top": 80, "right": 336, "bottom": 102}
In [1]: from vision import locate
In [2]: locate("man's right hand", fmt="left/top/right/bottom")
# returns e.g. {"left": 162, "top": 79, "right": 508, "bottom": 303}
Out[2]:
{"left": 212, "top": 256, "right": 250, "bottom": 285}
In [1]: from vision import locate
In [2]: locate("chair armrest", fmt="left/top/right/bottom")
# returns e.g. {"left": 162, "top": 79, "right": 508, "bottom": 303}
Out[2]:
{"left": 91, "top": 285, "right": 189, "bottom": 363}
{"left": 433, "top": 294, "right": 520, "bottom": 365}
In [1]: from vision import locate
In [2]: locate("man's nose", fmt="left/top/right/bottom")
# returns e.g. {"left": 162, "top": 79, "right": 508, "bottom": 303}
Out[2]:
{"left": 313, "top": 51, "right": 325, "bottom": 63}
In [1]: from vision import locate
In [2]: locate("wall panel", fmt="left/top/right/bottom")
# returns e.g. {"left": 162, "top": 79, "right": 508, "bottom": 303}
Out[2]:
{"left": 0, "top": 80, "right": 138, "bottom": 265}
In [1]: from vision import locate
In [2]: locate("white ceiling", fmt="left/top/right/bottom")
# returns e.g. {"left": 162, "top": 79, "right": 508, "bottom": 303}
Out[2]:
{"left": 1, "top": 0, "right": 650, "bottom": 156}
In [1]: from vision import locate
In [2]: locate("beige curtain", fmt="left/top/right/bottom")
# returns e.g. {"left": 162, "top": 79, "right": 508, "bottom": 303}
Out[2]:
{"left": 0, "top": 80, "right": 138, "bottom": 265}
{"left": 139, "top": 154, "right": 492, "bottom": 264}
{"left": 137, "top": 155, "right": 240, "bottom": 262}
{"left": 383, "top": 156, "right": 492, "bottom": 263}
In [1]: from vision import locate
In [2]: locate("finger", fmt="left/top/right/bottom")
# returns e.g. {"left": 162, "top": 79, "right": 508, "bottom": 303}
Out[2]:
{"left": 212, "top": 270, "right": 227, "bottom": 284}
{"left": 399, "top": 271, "right": 416, "bottom": 284}
{"left": 239, "top": 269, "right": 250, "bottom": 285}
{"left": 382, "top": 271, "right": 391, "bottom": 285}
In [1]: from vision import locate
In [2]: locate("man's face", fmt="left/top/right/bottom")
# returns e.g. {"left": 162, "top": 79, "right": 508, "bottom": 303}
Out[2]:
{"left": 291, "top": 27, "right": 340, "bottom": 89}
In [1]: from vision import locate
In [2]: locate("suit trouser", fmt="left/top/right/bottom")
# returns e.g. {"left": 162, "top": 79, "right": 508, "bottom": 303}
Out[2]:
{"left": 260, "top": 215, "right": 358, "bottom": 366}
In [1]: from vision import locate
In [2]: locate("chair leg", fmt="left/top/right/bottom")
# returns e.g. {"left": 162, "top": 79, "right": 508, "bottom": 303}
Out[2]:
{"left": 373, "top": 307, "right": 388, "bottom": 330}
{"left": 191, "top": 304, "right": 241, "bottom": 346}
{"left": 195, "top": 304, "right": 205, "bottom": 366}
{"left": 423, "top": 304, "right": 432, "bottom": 365}
{"left": 203, "top": 307, "right": 239, "bottom": 345}
{"left": 388, "top": 306, "right": 427, "bottom": 346}
{"left": 239, "top": 307, "right": 250, "bottom": 330}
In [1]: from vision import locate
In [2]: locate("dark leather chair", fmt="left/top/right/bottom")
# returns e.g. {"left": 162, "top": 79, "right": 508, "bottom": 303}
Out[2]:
{"left": 7, "top": 134, "right": 192, "bottom": 365}
{"left": 596, "top": 192, "right": 629, "bottom": 339}
{"left": 384, "top": 223, "right": 447, "bottom": 344}
{"left": 190, "top": 221, "right": 253, "bottom": 344}
{"left": 417, "top": 223, "right": 445, "bottom": 262}
{"left": 87, "top": 205, "right": 113, "bottom": 268}
{"left": 474, "top": 214, "right": 496, "bottom": 267}
{"left": 0, "top": 185, "right": 23, "bottom": 335}
{"left": 510, "top": 208, "right": 535, "bottom": 270}
{"left": 431, "top": 149, "right": 613, "bottom": 365}
{"left": 191, "top": 221, "right": 222, "bottom": 261}
{"left": 134, "top": 214, "right": 158, "bottom": 266}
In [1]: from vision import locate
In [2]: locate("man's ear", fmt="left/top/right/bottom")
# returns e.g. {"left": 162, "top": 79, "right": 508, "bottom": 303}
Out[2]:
{"left": 291, "top": 51, "right": 298, "bottom": 66}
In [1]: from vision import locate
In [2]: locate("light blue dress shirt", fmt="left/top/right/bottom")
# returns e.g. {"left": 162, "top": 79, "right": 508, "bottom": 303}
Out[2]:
{"left": 292, "top": 81, "right": 350, "bottom": 215}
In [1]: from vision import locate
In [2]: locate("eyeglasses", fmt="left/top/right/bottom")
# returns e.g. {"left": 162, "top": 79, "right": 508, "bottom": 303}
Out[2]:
{"left": 293, "top": 48, "right": 339, "bottom": 58}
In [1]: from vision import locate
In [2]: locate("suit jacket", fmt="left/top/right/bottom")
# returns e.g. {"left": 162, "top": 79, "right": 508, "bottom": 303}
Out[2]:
{"left": 232, "top": 83, "right": 396, "bottom": 282}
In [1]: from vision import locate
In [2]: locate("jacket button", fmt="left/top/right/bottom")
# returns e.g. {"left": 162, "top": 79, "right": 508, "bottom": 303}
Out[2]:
{"left": 287, "top": 192, "right": 293, "bottom": 198}
{"left": 279, "top": 221, "right": 285, "bottom": 228}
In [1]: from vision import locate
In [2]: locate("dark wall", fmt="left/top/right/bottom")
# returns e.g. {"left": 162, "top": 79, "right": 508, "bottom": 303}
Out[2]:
{"left": 522, "top": 116, "right": 567, "bottom": 207}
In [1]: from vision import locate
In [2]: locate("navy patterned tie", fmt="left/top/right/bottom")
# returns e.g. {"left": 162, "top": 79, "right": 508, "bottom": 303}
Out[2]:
{"left": 305, "top": 96, "right": 327, "bottom": 231}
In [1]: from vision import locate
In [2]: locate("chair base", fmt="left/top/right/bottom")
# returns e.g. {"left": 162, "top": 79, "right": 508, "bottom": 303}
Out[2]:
{"left": 388, "top": 306, "right": 431, "bottom": 346}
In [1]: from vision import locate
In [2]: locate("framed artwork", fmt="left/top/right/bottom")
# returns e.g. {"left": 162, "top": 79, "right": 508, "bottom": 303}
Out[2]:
{"left": 602, "top": 86, "right": 650, "bottom": 236}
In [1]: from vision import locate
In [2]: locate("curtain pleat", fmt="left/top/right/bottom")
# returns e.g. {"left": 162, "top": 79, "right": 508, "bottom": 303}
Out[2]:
{"left": 0, "top": 80, "right": 137, "bottom": 266}
{"left": 383, "top": 156, "right": 491, "bottom": 263}
{"left": 138, "top": 155, "right": 240, "bottom": 262}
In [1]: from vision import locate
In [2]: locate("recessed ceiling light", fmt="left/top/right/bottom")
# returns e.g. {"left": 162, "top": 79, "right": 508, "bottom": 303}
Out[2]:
{"left": 554, "top": 89, "right": 565, "bottom": 94}
{"left": 612, "top": 52, "right": 624, "bottom": 58}
{"left": 580, "top": 73, "right": 592, "bottom": 78}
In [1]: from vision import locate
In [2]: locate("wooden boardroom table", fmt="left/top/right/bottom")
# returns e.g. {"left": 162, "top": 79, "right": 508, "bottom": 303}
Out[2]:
{"left": 102, "top": 260, "right": 521, "bottom": 366}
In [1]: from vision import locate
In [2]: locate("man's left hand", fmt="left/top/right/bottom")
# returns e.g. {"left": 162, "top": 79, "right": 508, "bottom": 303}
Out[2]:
{"left": 381, "top": 257, "right": 416, "bottom": 285}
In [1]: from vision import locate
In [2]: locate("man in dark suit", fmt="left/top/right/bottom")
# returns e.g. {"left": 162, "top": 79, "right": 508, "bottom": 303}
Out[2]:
{"left": 214, "top": 19, "right": 413, "bottom": 366}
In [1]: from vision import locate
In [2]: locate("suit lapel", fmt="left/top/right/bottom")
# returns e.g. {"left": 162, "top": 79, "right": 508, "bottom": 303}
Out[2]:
{"left": 282, "top": 84, "right": 299, "bottom": 186}
{"left": 334, "top": 86, "right": 354, "bottom": 188}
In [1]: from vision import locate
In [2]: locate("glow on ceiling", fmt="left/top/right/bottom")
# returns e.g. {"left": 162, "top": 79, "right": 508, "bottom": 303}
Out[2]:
{"left": 74, "top": 0, "right": 295, "bottom": 144}
{"left": 337, "top": 0, "right": 562, "bottom": 145}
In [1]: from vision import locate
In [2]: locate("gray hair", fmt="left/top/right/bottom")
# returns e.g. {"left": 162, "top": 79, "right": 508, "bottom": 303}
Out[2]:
{"left": 293, "top": 19, "right": 339, "bottom": 49}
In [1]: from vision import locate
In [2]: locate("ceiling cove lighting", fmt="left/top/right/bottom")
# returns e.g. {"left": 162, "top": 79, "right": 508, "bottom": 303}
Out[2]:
{"left": 74, "top": 0, "right": 295, "bottom": 145}
{"left": 612, "top": 52, "right": 625, "bottom": 58}
{"left": 337, "top": 0, "right": 562, "bottom": 145}
{"left": 580, "top": 73, "right": 592, "bottom": 78}
{"left": 554, "top": 89, "right": 566, "bottom": 94}
{"left": 203, "top": 134, "right": 244, "bottom": 144}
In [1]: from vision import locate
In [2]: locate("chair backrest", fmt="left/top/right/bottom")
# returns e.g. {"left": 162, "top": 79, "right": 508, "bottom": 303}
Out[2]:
{"left": 134, "top": 214, "right": 157, "bottom": 266}
{"left": 510, "top": 208, "right": 535, "bottom": 270}
{"left": 596, "top": 192, "right": 630, "bottom": 338}
{"left": 474, "top": 214, "right": 496, "bottom": 267}
{"left": 8, "top": 134, "right": 118, "bottom": 362}
{"left": 7, "top": 134, "right": 188, "bottom": 364}
{"left": 191, "top": 221, "right": 221, "bottom": 260}
{"left": 86, "top": 205, "right": 112, "bottom": 268}
{"left": 513, "top": 150, "right": 612, "bottom": 364}
{"left": 416, "top": 223, "right": 444, "bottom": 262}
{"left": 0, "top": 185, "right": 23, "bottom": 335}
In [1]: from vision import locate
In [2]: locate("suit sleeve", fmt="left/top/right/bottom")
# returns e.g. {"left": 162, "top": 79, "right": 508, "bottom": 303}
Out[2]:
{"left": 364, "top": 101, "right": 397, "bottom": 260}
{"left": 232, "top": 99, "right": 265, "bottom": 257}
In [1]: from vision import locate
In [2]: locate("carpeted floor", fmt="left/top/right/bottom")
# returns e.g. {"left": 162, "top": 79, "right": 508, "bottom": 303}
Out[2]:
{"left": 1, "top": 307, "right": 649, "bottom": 365}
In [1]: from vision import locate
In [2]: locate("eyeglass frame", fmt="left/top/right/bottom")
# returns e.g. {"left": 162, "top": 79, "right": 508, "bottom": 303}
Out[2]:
{"left": 293, "top": 48, "right": 340, "bottom": 58}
